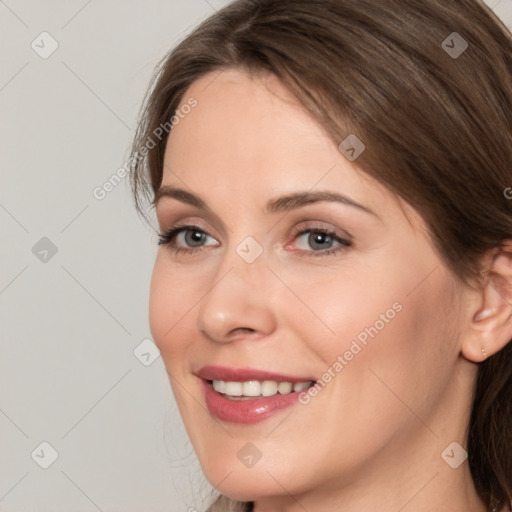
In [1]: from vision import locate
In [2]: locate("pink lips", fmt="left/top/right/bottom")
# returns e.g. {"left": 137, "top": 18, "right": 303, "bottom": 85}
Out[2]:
{"left": 197, "top": 366, "right": 316, "bottom": 424}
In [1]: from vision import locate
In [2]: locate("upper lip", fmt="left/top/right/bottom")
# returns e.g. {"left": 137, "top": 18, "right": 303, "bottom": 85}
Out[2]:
{"left": 196, "top": 365, "right": 317, "bottom": 383}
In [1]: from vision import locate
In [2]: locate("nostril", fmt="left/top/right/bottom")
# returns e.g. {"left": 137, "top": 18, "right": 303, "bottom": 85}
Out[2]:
{"left": 225, "top": 327, "right": 259, "bottom": 341}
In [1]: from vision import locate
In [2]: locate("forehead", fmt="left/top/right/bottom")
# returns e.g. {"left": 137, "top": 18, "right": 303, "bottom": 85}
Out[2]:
{"left": 164, "top": 69, "right": 366, "bottom": 187}
{"left": 169, "top": 68, "right": 327, "bottom": 154}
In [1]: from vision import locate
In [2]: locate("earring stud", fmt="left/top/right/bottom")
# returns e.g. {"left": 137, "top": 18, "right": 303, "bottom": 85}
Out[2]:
{"left": 481, "top": 347, "right": 487, "bottom": 360}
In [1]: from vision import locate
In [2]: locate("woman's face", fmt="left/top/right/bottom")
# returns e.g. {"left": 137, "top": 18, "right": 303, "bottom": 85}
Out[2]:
{"left": 150, "top": 69, "right": 475, "bottom": 505}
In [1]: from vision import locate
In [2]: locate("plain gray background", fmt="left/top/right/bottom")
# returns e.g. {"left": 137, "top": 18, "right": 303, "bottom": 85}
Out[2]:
{"left": 1, "top": 1, "right": 511, "bottom": 511}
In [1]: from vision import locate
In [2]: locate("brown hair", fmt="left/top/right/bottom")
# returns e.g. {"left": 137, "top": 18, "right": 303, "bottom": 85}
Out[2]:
{"left": 129, "top": 0, "right": 512, "bottom": 510}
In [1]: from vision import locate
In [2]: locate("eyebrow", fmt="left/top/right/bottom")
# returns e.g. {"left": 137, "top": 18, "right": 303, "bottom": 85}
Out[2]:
{"left": 154, "top": 185, "right": 379, "bottom": 218}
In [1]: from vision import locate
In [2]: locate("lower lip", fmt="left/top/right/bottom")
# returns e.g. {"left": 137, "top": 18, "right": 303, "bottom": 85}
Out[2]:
{"left": 202, "top": 380, "right": 308, "bottom": 424}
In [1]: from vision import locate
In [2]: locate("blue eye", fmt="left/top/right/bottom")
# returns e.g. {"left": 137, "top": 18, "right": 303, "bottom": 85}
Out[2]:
{"left": 308, "top": 232, "right": 332, "bottom": 250}
{"left": 158, "top": 225, "right": 217, "bottom": 254}
{"left": 157, "top": 225, "right": 352, "bottom": 257}
{"left": 292, "top": 228, "right": 351, "bottom": 256}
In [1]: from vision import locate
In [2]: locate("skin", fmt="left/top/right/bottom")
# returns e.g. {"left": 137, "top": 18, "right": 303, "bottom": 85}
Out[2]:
{"left": 149, "top": 68, "right": 512, "bottom": 511}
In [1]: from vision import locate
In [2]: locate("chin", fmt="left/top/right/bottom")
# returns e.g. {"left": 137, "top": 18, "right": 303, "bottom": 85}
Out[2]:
{"left": 200, "top": 455, "right": 310, "bottom": 503}
{"left": 206, "top": 473, "right": 280, "bottom": 503}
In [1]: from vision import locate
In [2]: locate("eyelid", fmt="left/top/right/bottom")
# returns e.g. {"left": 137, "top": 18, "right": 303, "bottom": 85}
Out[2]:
{"left": 158, "top": 220, "right": 353, "bottom": 258}
{"left": 157, "top": 223, "right": 219, "bottom": 248}
{"left": 156, "top": 208, "right": 229, "bottom": 239}
{"left": 284, "top": 224, "right": 352, "bottom": 257}
{"left": 288, "top": 220, "right": 353, "bottom": 243}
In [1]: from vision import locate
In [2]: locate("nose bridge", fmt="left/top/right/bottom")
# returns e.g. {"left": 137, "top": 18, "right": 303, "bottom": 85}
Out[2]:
{"left": 195, "top": 236, "right": 277, "bottom": 343}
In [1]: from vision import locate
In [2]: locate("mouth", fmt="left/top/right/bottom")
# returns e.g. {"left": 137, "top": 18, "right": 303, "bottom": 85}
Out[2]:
{"left": 197, "top": 366, "right": 317, "bottom": 423}
{"left": 207, "top": 378, "right": 315, "bottom": 399}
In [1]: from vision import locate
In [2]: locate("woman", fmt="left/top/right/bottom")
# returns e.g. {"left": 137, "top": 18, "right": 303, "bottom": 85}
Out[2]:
{"left": 129, "top": 0, "right": 512, "bottom": 510}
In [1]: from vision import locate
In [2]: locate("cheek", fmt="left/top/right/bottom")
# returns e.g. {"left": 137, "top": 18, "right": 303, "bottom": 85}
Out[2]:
{"left": 277, "top": 260, "right": 408, "bottom": 363}
{"left": 304, "top": 252, "right": 438, "bottom": 356}
{"left": 148, "top": 254, "right": 194, "bottom": 358}
{"left": 327, "top": 269, "right": 457, "bottom": 426}
{"left": 286, "top": 257, "right": 453, "bottom": 412}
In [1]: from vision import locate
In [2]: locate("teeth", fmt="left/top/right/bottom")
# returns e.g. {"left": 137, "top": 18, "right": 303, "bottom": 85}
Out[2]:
{"left": 293, "top": 382, "right": 311, "bottom": 392}
{"left": 224, "top": 381, "right": 242, "bottom": 396}
{"left": 261, "top": 380, "right": 278, "bottom": 396}
{"left": 212, "top": 380, "right": 226, "bottom": 393}
{"left": 242, "top": 380, "right": 261, "bottom": 397}
{"left": 211, "top": 379, "right": 314, "bottom": 398}
{"left": 278, "top": 382, "right": 293, "bottom": 394}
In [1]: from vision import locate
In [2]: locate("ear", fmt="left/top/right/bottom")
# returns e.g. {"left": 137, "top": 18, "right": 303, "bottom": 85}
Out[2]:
{"left": 461, "top": 240, "right": 512, "bottom": 363}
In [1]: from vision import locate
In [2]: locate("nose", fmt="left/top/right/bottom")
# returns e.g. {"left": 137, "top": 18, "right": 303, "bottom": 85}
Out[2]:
{"left": 196, "top": 253, "right": 278, "bottom": 344}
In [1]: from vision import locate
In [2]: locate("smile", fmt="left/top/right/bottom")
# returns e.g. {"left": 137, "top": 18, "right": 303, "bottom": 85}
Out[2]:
{"left": 197, "top": 366, "right": 317, "bottom": 423}
{"left": 211, "top": 379, "right": 314, "bottom": 398}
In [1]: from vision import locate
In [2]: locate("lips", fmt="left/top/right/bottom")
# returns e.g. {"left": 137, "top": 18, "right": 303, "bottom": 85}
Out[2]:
{"left": 196, "top": 365, "right": 317, "bottom": 424}
{"left": 197, "top": 366, "right": 316, "bottom": 383}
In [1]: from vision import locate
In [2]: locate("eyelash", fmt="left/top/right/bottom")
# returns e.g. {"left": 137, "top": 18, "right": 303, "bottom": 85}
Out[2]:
{"left": 157, "top": 223, "right": 352, "bottom": 258}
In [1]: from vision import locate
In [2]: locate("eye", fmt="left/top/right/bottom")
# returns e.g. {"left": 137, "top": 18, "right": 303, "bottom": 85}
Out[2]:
{"left": 157, "top": 223, "right": 352, "bottom": 258}
{"left": 158, "top": 225, "right": 218, "bottom": 254}
{"left": 289, "top": 226, "right": 352, "bottom": 257}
